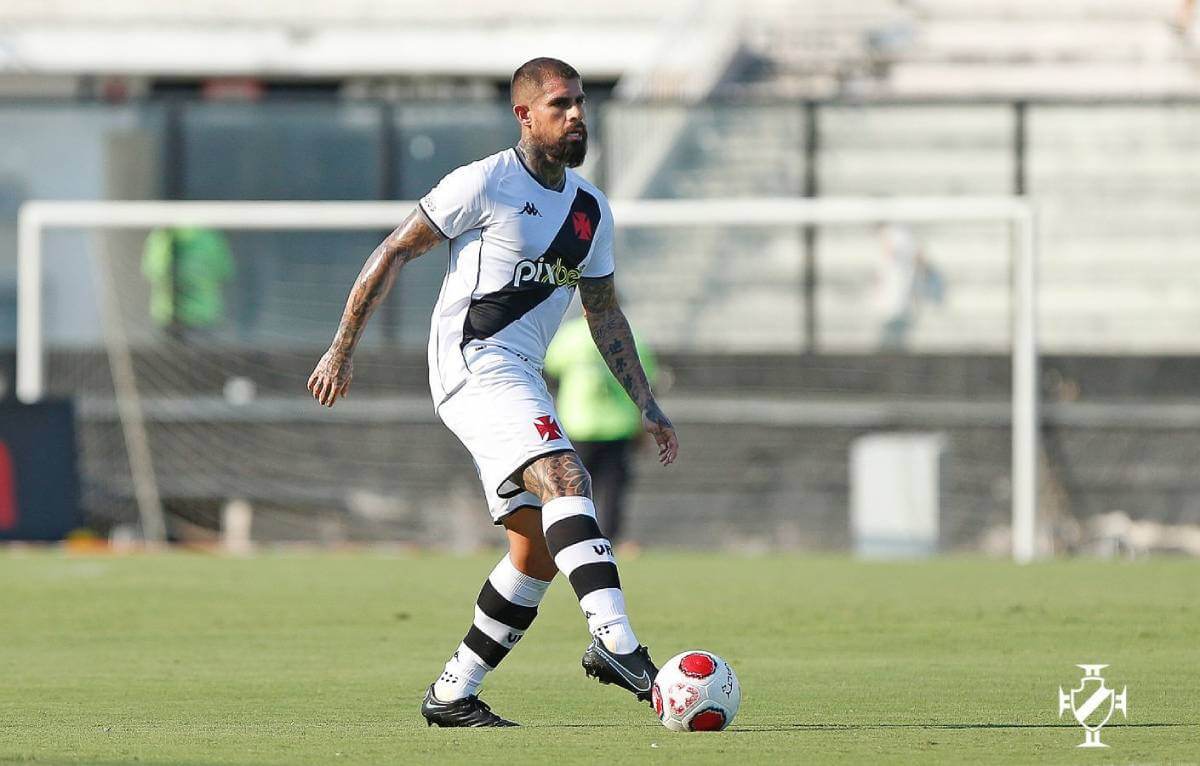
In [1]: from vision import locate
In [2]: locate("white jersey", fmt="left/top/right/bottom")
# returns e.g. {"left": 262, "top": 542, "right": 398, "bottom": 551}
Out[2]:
{"left": 420, "top": 148, "right": 615, "bottom": 405}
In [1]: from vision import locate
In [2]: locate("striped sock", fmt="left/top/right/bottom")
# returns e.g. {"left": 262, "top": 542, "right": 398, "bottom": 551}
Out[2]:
{"left": 542, "top": 495, "right": 639, "bottom": 654}
{"left": 433, "top": 554, "right": 551, "bottom": 702}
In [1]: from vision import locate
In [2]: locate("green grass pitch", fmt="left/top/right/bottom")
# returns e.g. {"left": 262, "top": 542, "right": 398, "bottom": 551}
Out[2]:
{"left": 1, "top": 551, "right": 1197, "bottom": 764}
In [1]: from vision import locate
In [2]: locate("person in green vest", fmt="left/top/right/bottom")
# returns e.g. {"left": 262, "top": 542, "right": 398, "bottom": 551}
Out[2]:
{"left": 142, "top": 227, "right": 234, "bottom": 342}
{"left": 544, "top": 314, "right": 658, "bottom": 547}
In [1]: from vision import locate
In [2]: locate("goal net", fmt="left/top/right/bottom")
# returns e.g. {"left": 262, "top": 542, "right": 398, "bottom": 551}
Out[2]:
{"left": 17, "top": 197, "right": 1039, "bottom": 560}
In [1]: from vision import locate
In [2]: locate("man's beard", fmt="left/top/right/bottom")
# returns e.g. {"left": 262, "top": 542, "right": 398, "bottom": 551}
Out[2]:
{"left": 545, "top": 131, "right": 588, "bottom": 168}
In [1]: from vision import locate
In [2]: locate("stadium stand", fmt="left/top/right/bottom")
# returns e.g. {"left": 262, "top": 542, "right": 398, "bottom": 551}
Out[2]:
{"left": 4, "top": 1, "right": 1200, "bottom": 550}
{"left": 604, "top": 99, "right": 1200, "bottom": 353}
{"left": 733, "top": 0, "right": 1196, "bottom": 98}
{"left": 886, "top": 0, "right": 1194, "bottom": 97}
{"left": 1, "top": 0, "right": 1194, "bottom": 96}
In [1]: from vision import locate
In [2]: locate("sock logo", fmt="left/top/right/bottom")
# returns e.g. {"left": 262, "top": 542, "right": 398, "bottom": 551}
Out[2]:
{"left": 592, "top": 543, "right": 613, "bottom": 557}
{"left": 507, "top": 633, "right": 522, "bottom": 644}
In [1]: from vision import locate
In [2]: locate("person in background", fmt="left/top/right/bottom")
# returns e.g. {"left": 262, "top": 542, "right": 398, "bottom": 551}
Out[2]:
{"left": 874, "top": 222, "right": 944, "bottom": 350}
{"left": 544, "top": 314, "right": 658, "bottom": 550}
{"left": 142, "top": 227, "right": 234, "bottom": 342}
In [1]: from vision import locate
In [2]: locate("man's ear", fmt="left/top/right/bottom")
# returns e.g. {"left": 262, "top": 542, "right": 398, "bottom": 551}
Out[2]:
{"left": 513, "top": 104, "right": 531, "bottom": 127}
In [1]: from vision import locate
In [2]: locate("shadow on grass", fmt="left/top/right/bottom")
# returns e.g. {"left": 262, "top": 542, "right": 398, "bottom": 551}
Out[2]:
{"left": 539, "top": 723, "right": 662, "bottom": 728}
{"left": 732, "top": 722, "right": 1193, "bottom": 732}
{"left": 533, "top": 722, "right": 1195, "bottom": 732}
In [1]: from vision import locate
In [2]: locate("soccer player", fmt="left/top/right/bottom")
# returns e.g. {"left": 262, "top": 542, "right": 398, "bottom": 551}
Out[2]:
{"left": 307, "top": 57, "right": 678, "bottom": 727}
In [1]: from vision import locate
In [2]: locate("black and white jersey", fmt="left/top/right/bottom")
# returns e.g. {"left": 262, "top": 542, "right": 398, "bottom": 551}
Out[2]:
{"left": 420, "top": 148, "right": 615, "bottom": 405}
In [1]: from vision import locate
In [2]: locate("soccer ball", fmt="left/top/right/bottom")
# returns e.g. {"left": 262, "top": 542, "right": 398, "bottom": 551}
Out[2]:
{"left": 651, "top": 650, "right": 741, "bottom": 731}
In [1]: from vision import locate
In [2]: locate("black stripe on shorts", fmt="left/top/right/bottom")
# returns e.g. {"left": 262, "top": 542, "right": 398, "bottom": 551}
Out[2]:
{"left": 463, "top": 625, "right": 509, "bottom": 668}
{"left": 545, "top": 514, "right": 605, "bottom": 556}
{"left": 477, "top": 580, "right": 537, "bottom": 631}
{"left": 567, "top": 562, "right": 622, "bottom": 599}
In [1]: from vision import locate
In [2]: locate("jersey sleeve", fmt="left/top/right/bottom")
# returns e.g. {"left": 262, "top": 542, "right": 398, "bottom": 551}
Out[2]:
{"left": 582, "top": 194, "right": 615, "bottom": 279}
{"left": 418, "top": 163, "right": 490, "bottom": 240}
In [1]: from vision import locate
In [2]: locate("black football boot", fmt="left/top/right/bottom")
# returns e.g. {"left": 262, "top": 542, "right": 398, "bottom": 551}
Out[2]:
{"left": 420, "top": 685, "right": 518, "bottom": 727}
{"left": 581, "top": 638, "right": 658, "bottom": 703}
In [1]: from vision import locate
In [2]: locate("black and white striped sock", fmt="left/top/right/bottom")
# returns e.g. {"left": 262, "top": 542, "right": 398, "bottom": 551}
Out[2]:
{"left": 542, "top": 495, "right": 639, "bottom": 654}
{"left": 433, "top": 554, "right": 551, "bottom": 702}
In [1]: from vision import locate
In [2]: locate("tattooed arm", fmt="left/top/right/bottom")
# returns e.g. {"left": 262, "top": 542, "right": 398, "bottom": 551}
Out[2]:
{"left": 578, "top": 275, "right": 679, "bottom": 465}
{"left": 307, "top": 210, "right": 444, "bottom": 407}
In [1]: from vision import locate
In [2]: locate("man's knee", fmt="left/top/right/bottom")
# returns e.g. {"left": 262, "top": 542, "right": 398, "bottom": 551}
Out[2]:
{"left": 521, "top": 450, "right": 592, "bottom": 503}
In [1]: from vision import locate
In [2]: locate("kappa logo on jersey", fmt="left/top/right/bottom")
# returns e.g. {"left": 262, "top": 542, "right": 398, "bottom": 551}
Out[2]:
{"left": 511, "top": 257, "right": 583, "bottom": 289}
{"left": 534, "top": 415, "right": 563, "bottom": 441}
{"left": 521, "top": 202, "right": 542, "bottom": 216}
{"left": 572, "top": 211, "right": 593, "bottom": 241}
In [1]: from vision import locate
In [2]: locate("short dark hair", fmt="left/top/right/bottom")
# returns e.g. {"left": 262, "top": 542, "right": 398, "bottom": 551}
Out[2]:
{"left": 510, "top": 57, "right": 580, "bottom": 104}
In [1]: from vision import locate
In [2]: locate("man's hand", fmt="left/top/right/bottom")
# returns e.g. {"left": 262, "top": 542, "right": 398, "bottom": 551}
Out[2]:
{"left": 642, "top": 400, "right": 678, "bottom": 465}
{"left": 579, "top": 275, "right": 675, "bottom": 464}
{"left": 307, "top": 349, "right": 353, "bottom": 408}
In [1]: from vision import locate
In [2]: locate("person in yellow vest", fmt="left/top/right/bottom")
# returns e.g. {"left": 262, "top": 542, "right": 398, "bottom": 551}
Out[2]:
{"left": 544, "top": 315, "right": 658, "bottom": 547}
{"left": 142, "top": 227, "right": 234, "bottom": 342}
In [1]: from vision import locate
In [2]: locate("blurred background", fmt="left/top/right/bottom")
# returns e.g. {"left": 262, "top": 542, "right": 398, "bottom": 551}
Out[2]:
{"left": 2, "top": 0, "right": 1199, "bottom": 557}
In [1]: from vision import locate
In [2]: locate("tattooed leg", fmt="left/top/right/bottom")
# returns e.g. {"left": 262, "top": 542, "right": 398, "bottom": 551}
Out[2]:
{"left": 520, "top": 450, "right": 592, "bottom": 505}
{"left": 520, "top": 450, "right": 642, "bottom": 654}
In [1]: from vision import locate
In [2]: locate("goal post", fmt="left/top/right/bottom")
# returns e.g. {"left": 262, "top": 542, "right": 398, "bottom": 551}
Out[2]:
{"left": 16, "top": 197, "right": 1039, "bottom": 560}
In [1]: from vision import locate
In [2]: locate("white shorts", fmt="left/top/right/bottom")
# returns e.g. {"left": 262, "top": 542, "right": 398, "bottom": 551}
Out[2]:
{"left": 436, "top": 344, "right": 574, "bottom": 523}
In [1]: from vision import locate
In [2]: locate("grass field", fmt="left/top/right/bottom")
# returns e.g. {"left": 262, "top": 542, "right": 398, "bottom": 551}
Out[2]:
{"left": 1, "top": 551, "right": 1197, "bottom": 765}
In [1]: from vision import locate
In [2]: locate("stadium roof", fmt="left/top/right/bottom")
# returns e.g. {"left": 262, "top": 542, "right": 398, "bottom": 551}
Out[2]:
{"left": 0, "top": 0, "right": 692, "bottom": 79}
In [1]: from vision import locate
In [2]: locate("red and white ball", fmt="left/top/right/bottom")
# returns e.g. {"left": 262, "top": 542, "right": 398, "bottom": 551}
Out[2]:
{"left": 651, "top": 650, "right": 741, "bottom": 732}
